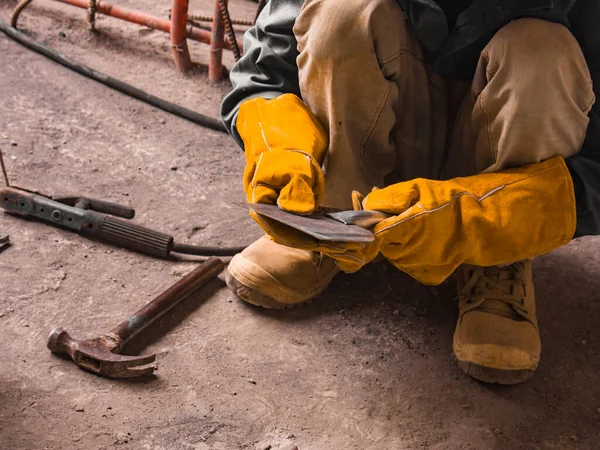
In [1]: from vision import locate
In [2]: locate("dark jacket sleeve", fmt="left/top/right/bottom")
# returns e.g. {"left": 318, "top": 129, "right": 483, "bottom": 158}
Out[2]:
{"left": 220, "top": 0, "right": 303, "bottom": 148}
{"left": 566, "top": 0, "right": 600, "bottom": 237}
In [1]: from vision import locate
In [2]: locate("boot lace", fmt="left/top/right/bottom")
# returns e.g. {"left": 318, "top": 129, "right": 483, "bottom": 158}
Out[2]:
{"left": 460, "top": 262, "right": 529, "bottom": 318}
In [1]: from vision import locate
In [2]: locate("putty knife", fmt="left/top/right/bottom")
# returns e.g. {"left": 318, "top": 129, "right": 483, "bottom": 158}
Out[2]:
{"left": 237, "top": 202, "right": 389, "bottom": 243}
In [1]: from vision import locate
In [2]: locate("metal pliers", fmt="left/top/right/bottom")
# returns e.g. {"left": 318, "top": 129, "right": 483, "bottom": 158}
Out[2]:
{"left": 1, "top": 186, "right": 245, "bottom": 257}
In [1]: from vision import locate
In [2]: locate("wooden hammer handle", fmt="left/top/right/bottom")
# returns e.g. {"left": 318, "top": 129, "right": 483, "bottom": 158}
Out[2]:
{"left": 110, "top": 258, "right": 224, "bottom": 349}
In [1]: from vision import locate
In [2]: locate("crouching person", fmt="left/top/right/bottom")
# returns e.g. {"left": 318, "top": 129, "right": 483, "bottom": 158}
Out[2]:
{"left": 220, "top": 0, "right": 600, "bottom": 384}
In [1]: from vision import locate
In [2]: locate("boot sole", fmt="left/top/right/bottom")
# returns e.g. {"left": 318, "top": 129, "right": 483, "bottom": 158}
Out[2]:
{"left": 226, "top": 255, "right": 339, "bottom": 309}
{"left": 225, "top": 271, "right": 311, "bottom": 310}
{"left": 457, "top": 360, "right": 535, "bottom": 385}
{"left": 453, "top": 339, "right": 539, "bottom": 385}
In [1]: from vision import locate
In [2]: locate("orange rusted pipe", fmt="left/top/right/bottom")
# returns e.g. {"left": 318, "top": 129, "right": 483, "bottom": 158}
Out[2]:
{"left": 170, "top": 0, "right": 192, "bottom": 72}
{"left": 53, "top": 0, "right": 212, "bottom": 45}
{"left": 209, "top": 0, "right": 226, "bottom": 82}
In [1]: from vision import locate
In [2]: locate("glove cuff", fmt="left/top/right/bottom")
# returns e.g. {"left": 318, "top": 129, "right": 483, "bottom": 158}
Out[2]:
{"left": 371, "top": 156, "right": 576, "bottom": 285}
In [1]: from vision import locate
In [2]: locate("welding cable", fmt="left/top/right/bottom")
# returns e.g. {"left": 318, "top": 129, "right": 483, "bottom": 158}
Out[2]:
{"left": 0, "top": 20, "right": 227, "bottom": 133}
{"left": 172, "top": 242, "right": 246, "bottom": 257}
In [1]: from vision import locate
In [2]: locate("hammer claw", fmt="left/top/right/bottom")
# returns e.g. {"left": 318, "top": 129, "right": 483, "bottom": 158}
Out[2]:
{"left": 48, "top": 329, "right": 158, "bottom": 378}
{"left": 99, "top": 358, "right": 158, "bottom": 379}
{"left": 86, "top": 352, "right": 157, "bottom": 378}
{"left": 124, "top": 362, "right": 158, "bottom": 378}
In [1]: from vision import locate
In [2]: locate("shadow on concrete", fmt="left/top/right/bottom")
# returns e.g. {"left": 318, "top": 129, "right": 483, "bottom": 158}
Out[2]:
{"left": 241, "top": 245, "right": 600, "bottom": 447}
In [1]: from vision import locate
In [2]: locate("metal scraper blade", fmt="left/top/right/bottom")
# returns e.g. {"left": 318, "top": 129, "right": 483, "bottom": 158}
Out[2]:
{"left": 236, "top": 202, "right": 375, "bottom": 243}
{"left": 0, "top": 233, "right": 9, "bottom": 253}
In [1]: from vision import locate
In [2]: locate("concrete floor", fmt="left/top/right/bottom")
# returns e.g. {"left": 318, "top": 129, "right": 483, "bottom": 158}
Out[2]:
{"left": 1, "top": 1, "right": 599, "bottom": 448}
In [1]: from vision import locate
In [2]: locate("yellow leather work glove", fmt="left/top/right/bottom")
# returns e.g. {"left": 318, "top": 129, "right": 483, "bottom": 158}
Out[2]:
{"left": 332, "top": 156, "right": 576, "bottom": 285}
{"left": 237, "top": 94, "right": 328, "bottom": 215}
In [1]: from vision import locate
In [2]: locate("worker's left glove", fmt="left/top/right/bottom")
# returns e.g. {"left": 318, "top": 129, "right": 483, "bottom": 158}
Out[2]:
{"left": 333, "top": 156, "right": 577, "bottom": 285}
{"left": 237, "top": 94, "right": 328, "bottom": 215}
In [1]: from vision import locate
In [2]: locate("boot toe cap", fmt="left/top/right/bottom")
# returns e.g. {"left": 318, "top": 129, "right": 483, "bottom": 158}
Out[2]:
{"left": 453, "top": 310, "right": 541, "bottom": 383}
{"left": 226, "top": 236, "right": 339, "bottom": 308}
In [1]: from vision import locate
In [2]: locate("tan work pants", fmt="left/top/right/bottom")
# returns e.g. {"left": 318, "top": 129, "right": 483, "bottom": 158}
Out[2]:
{"left": 293, "top": 0, "right": 596, "bottom": 209}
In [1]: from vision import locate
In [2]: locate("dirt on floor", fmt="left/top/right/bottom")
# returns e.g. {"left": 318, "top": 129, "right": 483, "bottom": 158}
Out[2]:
{"left": 0, "top": 0, "right": 599, "bottom": 449}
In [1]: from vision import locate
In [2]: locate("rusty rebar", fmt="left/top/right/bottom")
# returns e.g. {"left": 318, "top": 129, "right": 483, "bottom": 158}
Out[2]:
{"left": 0, "top": 147, "right": 10, "bottom": 187}
{"left": 10, "top": 0, "right": 34, "bottom": 28}
{"left": 188, "top": 14, "right": 253, "bottom": 27}
{"left": 88, "top": 0, "right": 97, "bottom": 31}
{"left": 217, "top": 0, "right": 240, "bottom": 61}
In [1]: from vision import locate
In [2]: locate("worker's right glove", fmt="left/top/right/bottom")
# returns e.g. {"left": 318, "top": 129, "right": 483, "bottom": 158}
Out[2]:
{"left": 237, "top": 94, "right": 328, "bottom": 215}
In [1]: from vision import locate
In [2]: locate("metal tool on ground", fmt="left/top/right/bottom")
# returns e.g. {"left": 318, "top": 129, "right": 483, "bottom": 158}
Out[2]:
{"left": 1, "top": 149, "right": 13, "bottom": 254}
{"left": 1, "top": 186, "right": 246, "bottom": 257}
{"left": 0, "top": 234, "right": 10, "bottom": 253}
{"left": 237, "top": 202, "right": 390, "bottom": 242}
{"left": 47, "top": 257, "right": 224, "bottom": 378}
{"left": 0, "top": 147, "right": 9, "bottom": 187}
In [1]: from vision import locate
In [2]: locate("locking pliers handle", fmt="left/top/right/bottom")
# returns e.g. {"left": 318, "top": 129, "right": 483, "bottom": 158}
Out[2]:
{"left": 53, "top": 196, "right": 135, "bottom": 219}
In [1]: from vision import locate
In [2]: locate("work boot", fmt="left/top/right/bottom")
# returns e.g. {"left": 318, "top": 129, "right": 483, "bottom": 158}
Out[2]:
{"left": 453, "top": 260, "right": 540, "bottom": 385}
{"left": 226, "top": 235, "right": 340, "bottom": 309}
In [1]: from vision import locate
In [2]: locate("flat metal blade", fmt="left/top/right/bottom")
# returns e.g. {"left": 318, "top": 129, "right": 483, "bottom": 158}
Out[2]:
{"left": 0, "top": 234, "right": 9, "bottom": 253}
{"left": 326, "top": 210, "right": 390, "bottom": 228}
{"left": 237, "top": 202, "right": 375, "bottom": 243}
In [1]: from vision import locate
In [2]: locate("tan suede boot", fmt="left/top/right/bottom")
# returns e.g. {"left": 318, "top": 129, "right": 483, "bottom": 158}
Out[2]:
{"left": 453, "top": 261, "right": 540, "bottom": 385}
{"left": 226, "top": 235, "right": 340, "bottom": 309}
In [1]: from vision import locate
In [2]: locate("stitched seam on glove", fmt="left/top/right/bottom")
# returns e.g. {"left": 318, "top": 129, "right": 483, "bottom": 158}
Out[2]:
{"left": 371, "top": 161, "right": 570, "bottom": 236}
{"left": 287, "top": 149, "right": 321, "bottom": 166}
{"left": 556, "top": 156, "right": 577, "bottom": 237}
{"left": 256, "top": 105, "right": 272, "bottom": 153}
{"left": 373, "top": 185, "right": 505, "bottom": 236}
{"left": 335, "top": 252, "right": 367, "bottom": 265}
{"left": 250, "top": 150, "right": 323, "bottom": 204}
{"left": 250, "top": 153, "right": 266, "bottom": 203}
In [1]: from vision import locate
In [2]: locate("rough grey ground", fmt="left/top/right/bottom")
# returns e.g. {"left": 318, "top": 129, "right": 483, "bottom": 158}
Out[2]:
{"left": 0, "top": 1, "right": 599, "bottom": 449}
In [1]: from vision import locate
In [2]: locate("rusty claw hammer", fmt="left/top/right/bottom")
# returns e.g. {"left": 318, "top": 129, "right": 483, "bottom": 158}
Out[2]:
{"left": 47, "top": 257, "right": 224, "bottom": 378}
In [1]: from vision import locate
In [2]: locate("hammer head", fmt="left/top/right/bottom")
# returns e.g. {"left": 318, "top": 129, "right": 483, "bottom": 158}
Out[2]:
{"left": 47, "top": 328, "right": 157, "bottom": 378}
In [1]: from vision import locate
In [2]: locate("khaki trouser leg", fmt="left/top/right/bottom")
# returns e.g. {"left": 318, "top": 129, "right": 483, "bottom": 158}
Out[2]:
{"left": 446, "top": 20, "right": 594, "bottom": 386}
{"left": 445, "top": 18, "right": 596, "bottom": 178}
{"left": 295, "top": 6, "right": 595, "bottom": 208}
{"left": 294, "top": 0, "right": 448, "bottom": 209}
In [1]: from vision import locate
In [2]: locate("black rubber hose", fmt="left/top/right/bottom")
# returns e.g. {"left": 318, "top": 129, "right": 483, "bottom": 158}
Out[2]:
{"left": 0, "top": 20, "right": 227, "bottom": 133}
